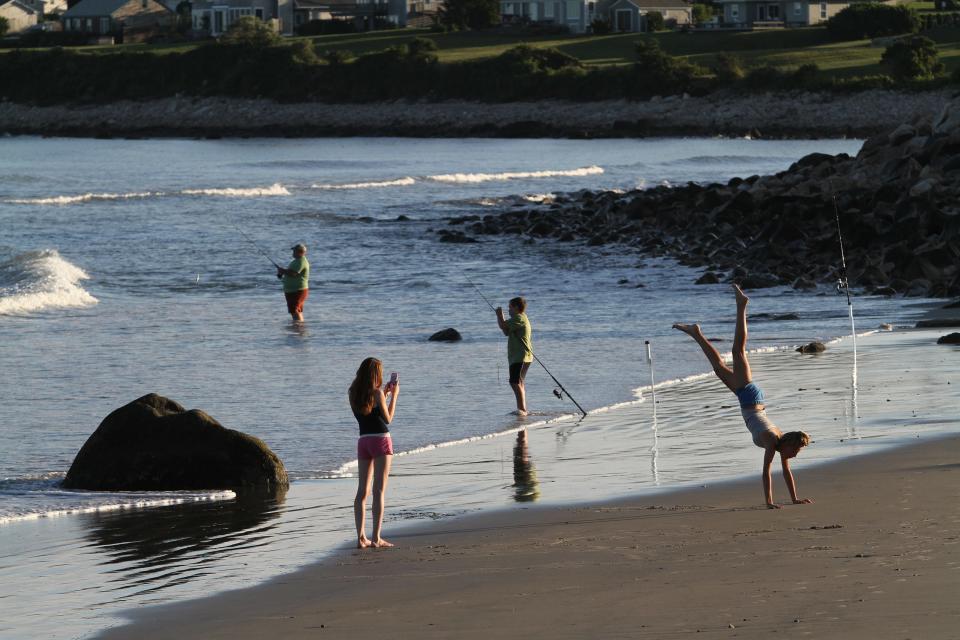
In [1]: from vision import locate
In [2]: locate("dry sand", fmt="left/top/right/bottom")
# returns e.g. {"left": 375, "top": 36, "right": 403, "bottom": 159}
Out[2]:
{"left": 101, "top": 432, "right": 960, "bottom": 639}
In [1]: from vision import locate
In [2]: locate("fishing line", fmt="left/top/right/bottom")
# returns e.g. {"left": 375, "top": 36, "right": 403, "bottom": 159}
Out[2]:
{"left": 646, "top": 340, "right": 660, "bottom": 485}
{"left": 462, "top": 270, "right": 588, "bottom": 418}
{"left": 228, "top": 218, "right": 282, "bottom": 270}
{"left": 832, "top": 194, "right": 858, "bottom": 390}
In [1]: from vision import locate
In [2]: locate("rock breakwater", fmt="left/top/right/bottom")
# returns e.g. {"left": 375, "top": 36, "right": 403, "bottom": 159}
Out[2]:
{"left": 437, "top": 100, "right": 960, "bottom": 298}
{"left": 0, "top": 90, "right": 953, "bottom": 139}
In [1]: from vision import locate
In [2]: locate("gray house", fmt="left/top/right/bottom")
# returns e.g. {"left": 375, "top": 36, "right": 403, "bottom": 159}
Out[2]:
{"left": 0, "top": 0, "right": 39, "bottom": 33}
{"left": 500, "top": 0, "right": 690, "bottom": 32}
{"left": 711, "top": 0, "right": 894, "bottom": 28}
{"left": 62, "top": 0, "right": 173, "bottom": 41}
{"left": 292, "top": 0, "right": 406, "bottom": 30}
{"left": 191, "top": 0, "right": 294, "bottom": 35}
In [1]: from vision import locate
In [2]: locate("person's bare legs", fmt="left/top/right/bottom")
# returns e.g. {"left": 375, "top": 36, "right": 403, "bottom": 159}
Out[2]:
{"left": 354, "top": 458, "right": 373, "bottom": 548}
{"left": 732, "top": 284, "right": 752, "bottom": 387}
{"left": 672, "top": 323, "right": 738, "bottom": 392}
{"left": 371, "top": 455, "right": 394, "bottom": 548}
{"left": 510, "top": 362, "right": 531, "bottom": 415}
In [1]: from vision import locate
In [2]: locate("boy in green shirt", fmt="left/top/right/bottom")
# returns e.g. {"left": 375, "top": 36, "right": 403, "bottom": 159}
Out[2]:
{"left": 496, "top": 296, "right": 533, "bottom": 416}
{"left": 276, "top": 243, "right": 310, "bottom": 322}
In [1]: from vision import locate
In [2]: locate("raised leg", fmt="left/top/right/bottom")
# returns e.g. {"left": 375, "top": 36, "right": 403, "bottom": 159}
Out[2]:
{"left": 354, "top": 457, "right": 374, "bottom": 548}
{"left": 371, "top": 455, "right": 394, "bottom": 548}
{"left": 673, "top": 323, "right": 737, "bottom": 392}
{"left": 732, "top": 284, "right": 752, "bottom": 388}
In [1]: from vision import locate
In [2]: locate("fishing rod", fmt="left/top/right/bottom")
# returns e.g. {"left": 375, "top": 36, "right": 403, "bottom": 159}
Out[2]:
{"left": 462, "top": 271, "right": 588, "bottom": 418}
{"left": 832, "top": 194, "right": 858, "bottom": 387}
{"left": 229, "top": 219, "right": 282, "bottom": 270}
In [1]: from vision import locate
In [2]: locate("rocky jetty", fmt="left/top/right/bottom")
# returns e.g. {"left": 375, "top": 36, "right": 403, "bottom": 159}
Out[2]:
{"left": 63, "top": 394, "right": 288, "bottom": 492}
{"left": 437, "top": 101, "right": 960, "bottom": 298}
{"left": 0, "top": 91, "right": 951, "bottom": 139}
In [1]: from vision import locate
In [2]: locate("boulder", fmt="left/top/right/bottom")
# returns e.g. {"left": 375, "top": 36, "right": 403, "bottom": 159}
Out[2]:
{"left": 796, "top": 342, "right": 827, "bottom": 354}
{"left": 429, "top": 327, "right": 463, "bottom": 342}
{"left": 916, "top": 318, "right": 960, "bottom": 328}
{"left": 63, "top": 394, "right": 287, "bottom": 491}
{"left": 696, "top": 271, "right": 721, "bottom": 284}
{"left": 937, "top": 332, "right": 960, "bottom": 344}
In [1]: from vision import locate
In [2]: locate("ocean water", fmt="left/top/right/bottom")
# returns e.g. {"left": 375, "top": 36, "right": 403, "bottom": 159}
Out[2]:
{"left": 0, "top": 135, "right": 947, "bottom": 639}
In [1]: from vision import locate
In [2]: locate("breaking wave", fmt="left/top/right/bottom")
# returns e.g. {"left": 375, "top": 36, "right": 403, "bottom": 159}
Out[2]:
{"left": 428, "top": 166, "right": 604, "bottom": 183}
{"left": 7, "top": 191, "right": 159, "bottom": 205}
{"left": 0, "top": 250, "right": 98, "bottom": 315}
{"left": 8, "top": 183, "right": 290, "bottom": 205}
{"left": 311, "top": 177, "right": 417, "bottom": 190}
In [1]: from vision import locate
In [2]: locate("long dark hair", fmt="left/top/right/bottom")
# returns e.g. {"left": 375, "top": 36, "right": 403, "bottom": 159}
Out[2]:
{"left": 349, "top": 357, "right": 382, "bottom": 416}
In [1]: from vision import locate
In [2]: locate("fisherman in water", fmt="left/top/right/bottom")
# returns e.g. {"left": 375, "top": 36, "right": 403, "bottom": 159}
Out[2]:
{"left": 496, "top": 296, "right": 533, "bottom": 416}
{"left": 276, "top": 243, "right": 309, "bottom": 323}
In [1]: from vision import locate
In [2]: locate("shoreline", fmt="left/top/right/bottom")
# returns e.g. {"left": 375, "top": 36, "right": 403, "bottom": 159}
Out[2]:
{"left": 99, "top": 427, "right": 960, "bottom": 639}
{"left": 0, "top": 90, "right": 953, "bottom": 139}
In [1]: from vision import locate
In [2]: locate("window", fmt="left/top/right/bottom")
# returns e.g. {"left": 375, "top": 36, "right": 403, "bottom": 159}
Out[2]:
{"left": 566, "top": 0, "right": 579, "bottom": 19}
{"left": 544, "top": 0, "right": 553, "bottom": 17}
{"left": 99, "top": 16, "right": 109, "bottom": 30}
{"left": 142, "top": 0, "right": 147, "bottom": 7}
{"left": 730, "top": 3, "right": 739, "bottom": 18}
{"left": 768, "top": 4, "right": 778, "bottom": 18}
{"left": 85, "top": 17, "right": 92, "bottom": 29}
{"left": 819, "top": 1, "right": 826, "bottom": 18}
{"left": 255, "top": 7, "right": 263, "bottom": 18}
{"left": 793, "top": 1, "right": 801, "bottom": 16}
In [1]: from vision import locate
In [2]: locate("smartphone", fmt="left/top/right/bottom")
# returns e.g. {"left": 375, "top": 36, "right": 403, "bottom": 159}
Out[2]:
{"left": 389, "top": 372, "right": 399, "bottom": 386}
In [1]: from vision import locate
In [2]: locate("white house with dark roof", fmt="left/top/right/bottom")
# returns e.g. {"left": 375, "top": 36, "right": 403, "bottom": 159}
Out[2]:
{"left": 500, "top": 0, "right": 690, "bottom": 32}
{"left": 62, "top": 0, "right": 173, "bottom": 41}
{"left": 710, "top": 0, "right": 895, "bottom": 28}
{"left": 190, "top": 0, "right": 294, "bottom": 35}
{"left": 0, "top": 0, "right": 39, "bottom": 33}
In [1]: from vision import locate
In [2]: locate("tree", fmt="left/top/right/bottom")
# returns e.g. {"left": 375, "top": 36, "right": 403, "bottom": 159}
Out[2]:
{"left": 220, "top": 15, "right": 279, "bottom": 46}
{"left": 712, "top": 51, "right": 744, "bottom": 83}
{"left": 633, "top": 39, "right": 700, "bottom": 93}
{"left": 827, "top": 3, "right": 918, "bottom": 41}
{"left": 645, "top": 11, "right": 664, "bottom": 31}
{"left": 880, "top": 36, "right": 944, "bottom": 80}
{"left": 438, "top": 0, "right": 499, "bottom": 30}
{"left": 692, "top": 3, "right": 712, "bottom": 23}
{"left": 0, "top": 16, "right": 9, "bottom": 37}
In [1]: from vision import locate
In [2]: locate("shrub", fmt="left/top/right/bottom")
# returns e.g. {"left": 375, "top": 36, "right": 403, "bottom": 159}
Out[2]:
{"left": 438, "top": 0, "right": 499, "bottom": 30}
{"left": 633, "top": 39, "right": 700, "bottom": 93}
{"left": 0, "top": 16, "right": 9, "bottom": 37}
{"left": 880, "top": 35, "right": 944, "bottom": 80}
{"left": 496, "top": 44, "right": 582, "bottom": 73}
{"left": 827, "top": 3, "right": 918, "bottom": 40}
{"left": 407, "top": 36, "right": 438, "bottom": 64}
{"left": 712, "top": 51, "right": 744, "bottom": 82}
{"left": 792, "top": 63, "right": 821, "bottom": 88}
{"left": 646, "top": 11, "right": 665, "bottom": 31}
{"left": 219, "top": 15, "right": 279, "bottom": 47}
{"left": 290, "top": 39, "right": 317, "bottom": 64}
{"left": 322, "top": 48, "right": 354, "bottom": 65}
{"left": 692, "top": 3, "right": 712, "bottom": 23}
{"left": 296, "top": 19, "right": 356, "bottom": 35}
{"left": 743, "top": 64, "right": 786, "bottom": 89}
{"left": 591, "top": 18, "right": 611, "bottom": 34}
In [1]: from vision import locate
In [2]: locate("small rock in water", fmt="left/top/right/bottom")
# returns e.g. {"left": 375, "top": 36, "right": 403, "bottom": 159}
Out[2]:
{"left": 696, "top": 271, "right": 721, "bottom": 285}
{"left": 936, "top": 332, "right": 960, "bottom": 345}
{"left": 797, "top": 342, "right": 827, "bottom": 354}
{"left": 428, "top": 328, "right": 463, "bottom": 342}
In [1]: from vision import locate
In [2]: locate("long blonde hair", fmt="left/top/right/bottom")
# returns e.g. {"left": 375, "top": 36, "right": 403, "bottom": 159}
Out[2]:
{"left": 349, "top": 357, "right": 382, "bottom": 416}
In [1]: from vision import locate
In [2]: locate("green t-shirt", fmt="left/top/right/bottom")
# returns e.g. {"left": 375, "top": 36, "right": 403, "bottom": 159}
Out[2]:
{"left": 282, "top": 256, "right": 309, "bottom": 293}
{"left": 506, "top": 313, "right": 533, "bottom": 364}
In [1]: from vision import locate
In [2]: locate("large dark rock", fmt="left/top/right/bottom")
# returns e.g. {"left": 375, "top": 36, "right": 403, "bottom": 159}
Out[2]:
{"left": 796, "top": 342, "right": 827, "bottom": 354}
{"left": 428, "top": 327, "right": 463, "bottom": 342}
{"left": 916, "top": 318, "right": 960, "bottom": 328}
{"left": 63, "top": 394, "right": 288, "bottom": 491}
{"left": 937, "top": 332, "right": 960, "bottom": 344}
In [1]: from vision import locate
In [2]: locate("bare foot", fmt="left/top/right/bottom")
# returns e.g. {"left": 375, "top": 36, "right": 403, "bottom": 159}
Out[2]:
{"left": 672, "top": 323, "right": 702, "bottom": 338}
{"left": 373, "top": 538, "right": 394, "bottom": 548}
{"left": 733, "top": 284, "right": 749, "bottom": 306}
{"left": 357, "top": 536, "right": 372, "bottom": 549}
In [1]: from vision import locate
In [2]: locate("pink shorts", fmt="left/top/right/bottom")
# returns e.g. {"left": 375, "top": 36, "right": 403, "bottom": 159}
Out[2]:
{"left": 357, "top": 435, "right": 393, "bottom": 460}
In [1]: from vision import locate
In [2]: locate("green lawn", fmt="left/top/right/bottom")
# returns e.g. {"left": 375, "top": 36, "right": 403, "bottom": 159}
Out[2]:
{"left": 11, "top": 24, "right": 960, "bottom": 78}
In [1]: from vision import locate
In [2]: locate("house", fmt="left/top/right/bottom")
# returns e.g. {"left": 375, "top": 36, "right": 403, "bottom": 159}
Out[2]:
{"left": 0, "top": 0, "right": 39, "bottom": 33}
{"left": 61, "top": 0, "right": 174, "bottom": 41}
{"left": 710, "top": 0, "right": 890, "bottom": 28}
{"left": 191, "top": 0, "right": 294, "bottom": 35}
{"left": 291, "top": 0, "right": 406, "bottom": 30}
{"left": 605, "top": 0, "right": 691, "bottom": 31}
{"left": 500, "top": 0, "right": 689, "bottom": 32}
{"left": 16, "top": 0, "right": 68, "bottom": 17}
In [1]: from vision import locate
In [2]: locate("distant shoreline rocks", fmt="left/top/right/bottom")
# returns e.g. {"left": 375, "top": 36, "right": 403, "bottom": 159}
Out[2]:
{"left": 433, "top": 100, "right": 960, "bottom": 299}
{"left": 0, "top": 90, "right": 953, "bottom": 139}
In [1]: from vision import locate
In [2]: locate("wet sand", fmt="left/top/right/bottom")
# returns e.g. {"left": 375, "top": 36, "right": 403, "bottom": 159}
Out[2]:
{"left": 99, "top": 329, "right": 960, "bottom": 639}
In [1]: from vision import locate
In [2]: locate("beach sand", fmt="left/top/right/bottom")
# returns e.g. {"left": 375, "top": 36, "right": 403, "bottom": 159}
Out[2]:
{"left": 101, "top": 412, "right": 960, "bottom": 637}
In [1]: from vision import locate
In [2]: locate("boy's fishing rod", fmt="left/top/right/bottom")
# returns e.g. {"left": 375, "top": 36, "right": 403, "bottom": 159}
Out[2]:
{"left": 229, "top": 219, "right": 282, "bottom": 270}
{"left": 462, "top": 272, "right": 588, "bottom": 418}
{"left": 832, "top": 194, "right": 858, "bottom": 387}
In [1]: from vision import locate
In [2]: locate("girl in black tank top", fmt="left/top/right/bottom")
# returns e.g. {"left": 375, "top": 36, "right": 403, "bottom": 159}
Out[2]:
{"left": 348, "top": 357, "right": 399, "bottom": 549}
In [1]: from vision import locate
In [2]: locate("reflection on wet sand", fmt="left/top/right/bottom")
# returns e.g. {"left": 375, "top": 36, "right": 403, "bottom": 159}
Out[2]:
{"left": 81, "top": 487, "right": 286, "bottom": 585}
{"left": 512, "top": 429, "right": 539, "bottom": 502}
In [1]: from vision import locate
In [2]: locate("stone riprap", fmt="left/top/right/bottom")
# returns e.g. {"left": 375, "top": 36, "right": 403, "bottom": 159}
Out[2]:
{"left": 0, "top": 90, "right": 953, "bottom": 138}
{"left": 436, "top": 100, "right": 960, "bottom": 298}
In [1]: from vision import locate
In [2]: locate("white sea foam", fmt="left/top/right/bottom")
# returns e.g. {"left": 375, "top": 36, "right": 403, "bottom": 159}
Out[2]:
{"left": 428, "top": 166, "right": 604, "bottom": 184}
{"left": 7, "top": 191, "right": 159, "bottom": 205}
{"left": 0, "top": 250, "right": 98, "bottom": 315}
{"left": 311, "top": 177, "right": 416, "bottom": 190}
{"left": 180, "top": 183, "right": 290, "bottom": 197}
